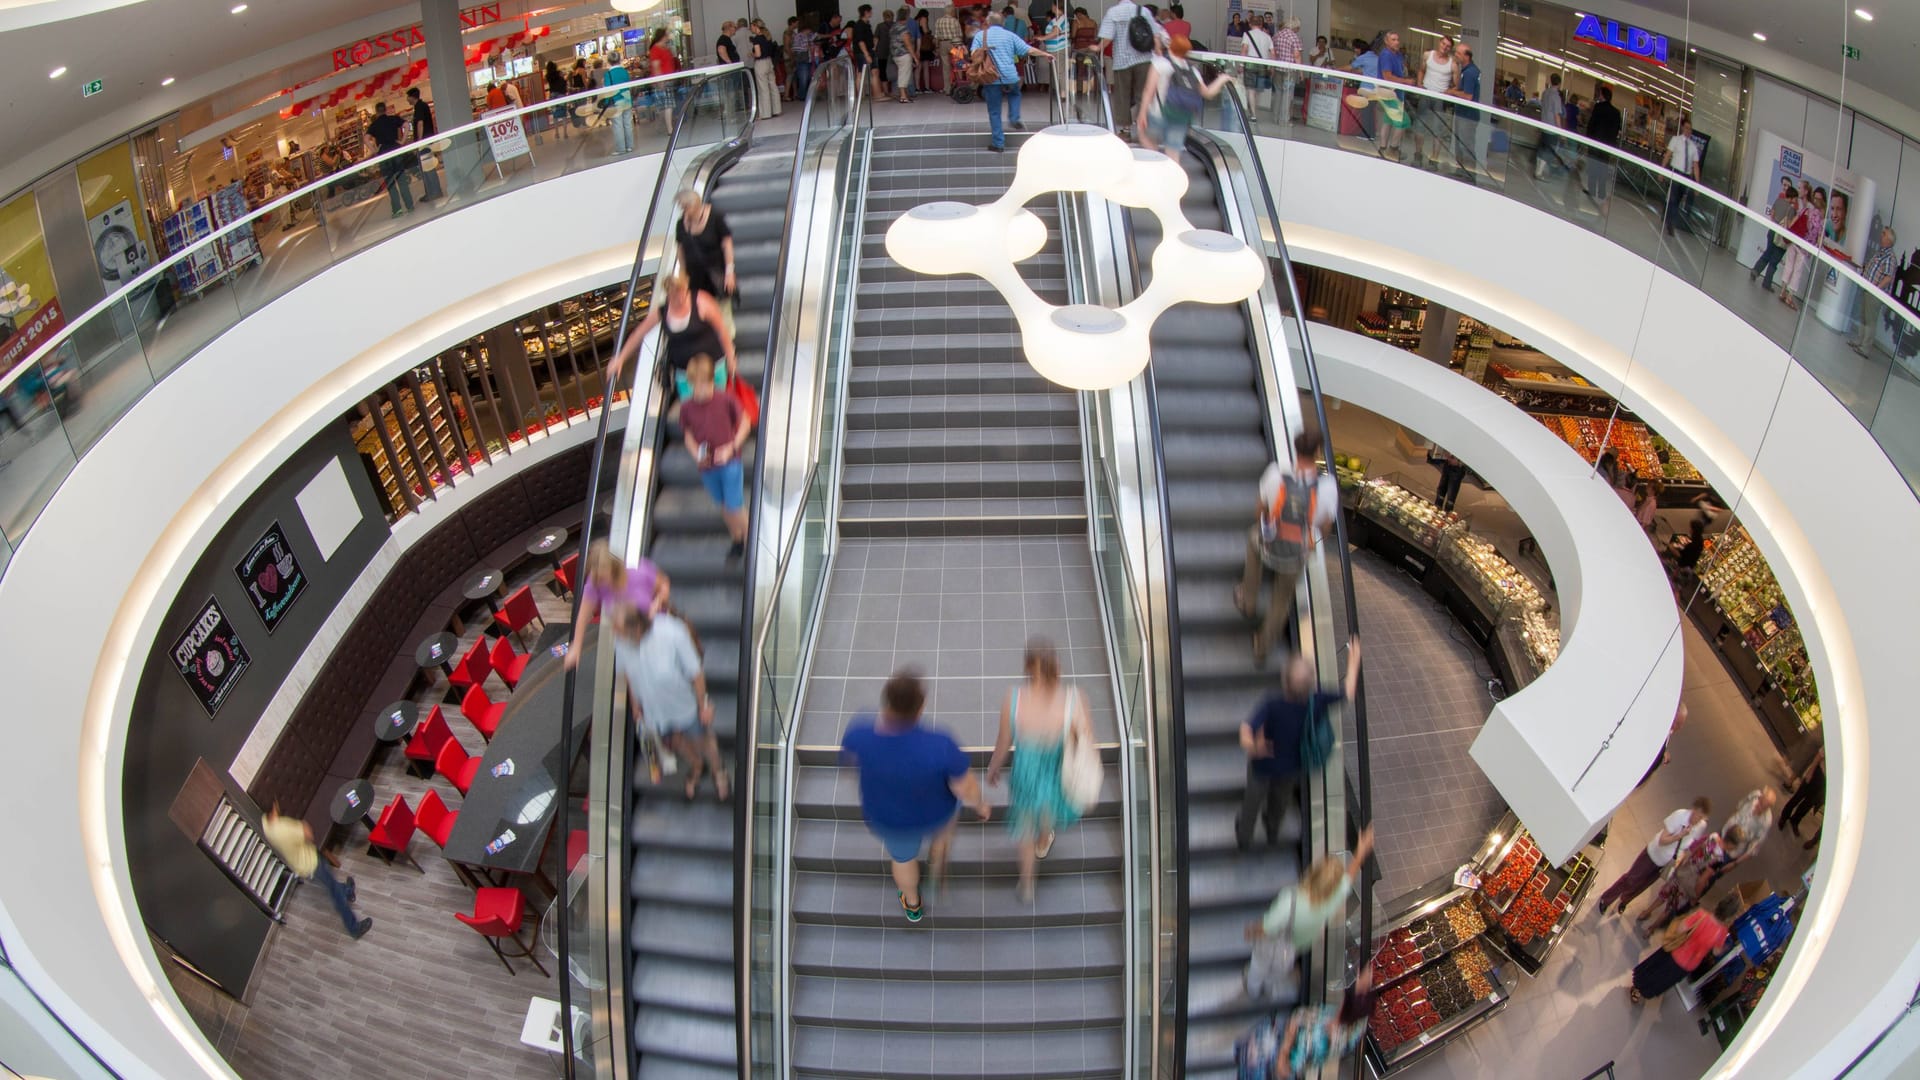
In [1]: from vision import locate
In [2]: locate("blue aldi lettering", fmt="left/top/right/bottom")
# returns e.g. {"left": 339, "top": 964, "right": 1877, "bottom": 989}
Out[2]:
{"left": 1574, "top": 13, "right": 1669, "bottom": 66}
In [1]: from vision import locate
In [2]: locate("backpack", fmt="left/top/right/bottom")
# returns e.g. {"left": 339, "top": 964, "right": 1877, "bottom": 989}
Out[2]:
{"left": 1127, "top": 10, "right": 1155, "bottom": 51}
{"left": 1163, "top": 60, "right": 1204, "bottom": 121}
{"left": 1299, "top": 697, "right": 1336, "bottom": 771}
{"left": 1258, "top": 466, "right": 1319, "bottom": 567}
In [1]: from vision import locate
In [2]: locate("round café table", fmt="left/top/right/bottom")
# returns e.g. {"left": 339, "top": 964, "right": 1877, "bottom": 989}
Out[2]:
{"left": 528, "top": 528, "right": 569, "bottom": 596}
{"left": 330, "top": 778, "right": 377, "bottom": 831}
{"left": 415, "top": 631, "right": 458, "bottom": 678}
{"left": 373, "top": 700, "right": 419, "bottom": 744}
{"left": 464, "top": 567, "right": 507, "bottom": 615}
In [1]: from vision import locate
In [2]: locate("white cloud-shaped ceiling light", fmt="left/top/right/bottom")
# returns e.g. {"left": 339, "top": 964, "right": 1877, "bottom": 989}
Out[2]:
{"left": 885, "top": 123, "right": 1263, "bottom": 390}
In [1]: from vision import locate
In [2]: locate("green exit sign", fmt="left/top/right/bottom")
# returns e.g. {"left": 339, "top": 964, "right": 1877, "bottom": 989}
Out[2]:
{"left": 81, "top": 78, "right": 103, "bottom": 97}
{"left": 1842, "top": 44, "right": 1862, "bottom": 60}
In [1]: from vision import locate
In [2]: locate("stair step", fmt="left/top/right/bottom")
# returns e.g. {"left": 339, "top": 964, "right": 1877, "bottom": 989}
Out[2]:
{"left": 790, "top": 923, "right": 1126, "bottom": 980}
{"left": 839, "top": 496, "right": 1086, "bottom": 538}
{"left": 792, "top": 869, "right": 1123, "bottom": 928}
{"left": 791, "top": 814, "right": 1124, "bottom": 874}
{"left": 1162, "top": 431, "right": 1270, "bottom": 474}
{"left": 792, "top": 973, "right": 1123, "bottom": 1031}
{"left": 843, "top": 425, "right": 1080, "bottom": 466}
{"left": 792, "top": 1024, "right": 1121, "bottom": 1080}
{"left": 631, "top": 798, "right": 736, "bottom": 853}
{"left": 846, "top": 393, "right": 1075, "bottom": 431}
{"left": 631, "top": 849, "right": 733, "bottom": 907}
{"left": 851, "top": 331, "right": 1027, "bottom": 364}
{"left": 853, "top": 304, "right": 1019, "bottom": 335}
{"left": 637, "top": 1058, "right": 737, "bottom": 1080}
{"left": 633, "top": 960, "right": 735, "bottom": 1017}
{"left": 841, "top": 460, "right": 1083, "bottom": 501}
{"left": 633, "top": 1009, "right": 736, "bottom": 1069}
{"left": 630, "top": 902, "right": 733, "bottom": 964}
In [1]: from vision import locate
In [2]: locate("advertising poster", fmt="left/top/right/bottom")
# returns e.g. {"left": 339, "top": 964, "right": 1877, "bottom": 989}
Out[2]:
{"left": 0, "top": 191, "right": 64, "bottom": 378}
{"left": 233, "top": 521, "right": 307, "bottom": 633}
{"left": 173, "top": 597, "right": 252, "bottom": 718}
{"left": 1306, "top": 76, "right": 1344, "bottom": 132}
{"left": 1739, "top": 130, "right": 1876, "bottom": 333}
{"left": 76, "top": 142, "right": 153, "bottom": 293}
{"left": 482, "top": 106, "right": 532, "bottom": 162}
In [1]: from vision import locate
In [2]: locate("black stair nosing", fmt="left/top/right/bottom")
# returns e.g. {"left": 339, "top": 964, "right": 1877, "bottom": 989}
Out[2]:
{"left": 790, "top": 972, "right": 1126, "bottom": 1031}
{"left": 790, "top": 1024, "right": 1122, "bottom": 1080}
{"left": 790, "top": 922, "right": 1127, "bottom": 980}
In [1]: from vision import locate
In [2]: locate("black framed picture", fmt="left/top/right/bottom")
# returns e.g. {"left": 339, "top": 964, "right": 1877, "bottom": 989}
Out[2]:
{"left": 233, "top": 521, "right": 306, "bottom": 633}
{"left": 173, "top": 597, "right": 252, "bottom": 718}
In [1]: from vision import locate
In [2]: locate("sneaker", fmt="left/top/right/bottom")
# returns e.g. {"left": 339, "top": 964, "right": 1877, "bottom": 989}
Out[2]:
{"left": 351, "top": 918, "right": 373, "bottom": 939}
{"left": 1012, "top": 121, "right": 1026, "bottom": 131}
{"left": 345, "top": 877, "right": 357, "bottom": 903}
{"left": 899, "top": 891, "right": 923, "bottom": 923}
{"left": 986, "top": 143, "right": 1005, "bottom": 153}
{"left": 726, "top": 540, "right": 745, "bottom": 562}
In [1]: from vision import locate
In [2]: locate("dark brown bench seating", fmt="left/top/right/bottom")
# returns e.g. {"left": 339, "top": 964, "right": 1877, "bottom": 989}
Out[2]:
{"left": 248, "top": 442, "right": 613, "bottom": 841}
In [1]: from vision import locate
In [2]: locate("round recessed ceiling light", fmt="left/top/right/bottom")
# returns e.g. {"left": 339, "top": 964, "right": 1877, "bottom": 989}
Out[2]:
{"left": 161, "top": 76, "right": 176, "bottom": 86}
{"left": 1854, "top": 8, "right": 1873, "bottom": 20}
{"left": 230, "top": 3, "right": 247, "bottom": 12}
{"left": 1752, "top": 31, "right": 1768, "bottom": 41}
{"left": 48, "top": 66, "right": 67, "bottom": 78}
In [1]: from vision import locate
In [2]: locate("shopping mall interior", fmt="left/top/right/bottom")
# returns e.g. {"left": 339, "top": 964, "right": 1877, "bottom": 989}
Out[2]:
{"left": 0, "top": 0, "right": 1916, "bottom": 1078}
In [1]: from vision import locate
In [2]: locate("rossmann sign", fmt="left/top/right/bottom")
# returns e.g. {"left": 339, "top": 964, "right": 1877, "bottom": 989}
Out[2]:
{"left": 1573, "top": 13, "right": 1669, "bottom": 66}
{"left": 334, "top": 2, "right": 504, "bottom": 71}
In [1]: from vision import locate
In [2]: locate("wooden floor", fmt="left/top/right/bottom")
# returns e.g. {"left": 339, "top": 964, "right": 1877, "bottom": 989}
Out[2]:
{"left": 164, "top": 558, "right": 583, "bottom": 1080}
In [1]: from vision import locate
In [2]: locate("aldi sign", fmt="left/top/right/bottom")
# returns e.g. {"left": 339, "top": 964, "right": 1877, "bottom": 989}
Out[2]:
{"left": 1573, "top": 14, "right": 1669, "bottom": 66}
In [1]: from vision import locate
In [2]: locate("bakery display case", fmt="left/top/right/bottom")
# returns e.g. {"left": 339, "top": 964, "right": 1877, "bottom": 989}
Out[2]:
{"left": 352, "top": 379, "right": 481, "bottom": 518}
{"left": 1438, "top": 526, "right": 1548, "bottom": 618}
{"left": 1357, "top": 479, "right": 1459, "bottom": 551}
{"left": 1364, "top": 882, "right": 1513, "bottom": 1074}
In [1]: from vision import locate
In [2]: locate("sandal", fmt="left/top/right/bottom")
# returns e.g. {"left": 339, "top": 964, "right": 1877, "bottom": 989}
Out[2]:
{"left": 1016, "top": 878, "right": 1035, "bottom": 905}
{"left": 1629, "top": 987, "right": 1645, "bottom": 1005}
{"left": 714, "top": 771, "right": 733, "bottom": 803}
{"left": 1036, "top": 830, "right": 1056, "bottom": 860}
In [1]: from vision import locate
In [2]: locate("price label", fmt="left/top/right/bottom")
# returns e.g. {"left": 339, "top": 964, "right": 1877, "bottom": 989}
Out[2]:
{"left": 1418, "top": 1032, "right": 1432, "bottom": 1045}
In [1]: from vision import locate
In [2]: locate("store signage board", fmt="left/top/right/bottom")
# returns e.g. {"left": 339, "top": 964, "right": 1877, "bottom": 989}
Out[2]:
{"left": 482, "top": 107, "right": 531, "bottom": 162}
{"left": 82, "top": 78, "right": 103, "bottom": 97}
{"left": 172, "top": 597, "right": 251, "bottom": 718}
{"left": 334, "top": 2, "right": 503, "bottom": 71}
{"left": 1573, "top": 14, "right": 1669, "bottom": 66}
{"left": 233, "top": 521, "right": 306, "bottom": 634}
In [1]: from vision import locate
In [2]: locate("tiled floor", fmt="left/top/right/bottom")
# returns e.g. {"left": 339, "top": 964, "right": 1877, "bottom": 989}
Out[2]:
{"left": 798, "top": 536, "right": 1118, "bottom": 748}
{"left": 162, "top": 558, "right": 580, "bottom": 1080}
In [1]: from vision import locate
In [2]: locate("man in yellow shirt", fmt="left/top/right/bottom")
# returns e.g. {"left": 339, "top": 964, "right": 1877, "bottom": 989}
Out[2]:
{"left": 264, "top": 805, "right": 372, "bottom": 939}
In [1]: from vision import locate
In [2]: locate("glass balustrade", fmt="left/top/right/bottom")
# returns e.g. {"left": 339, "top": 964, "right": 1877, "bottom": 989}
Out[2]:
{"left": 0, "top": 65, "right": 744, "bottom": 567}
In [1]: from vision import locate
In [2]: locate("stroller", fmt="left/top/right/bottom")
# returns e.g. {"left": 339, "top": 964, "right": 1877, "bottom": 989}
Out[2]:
{"left": 948, "top": 43, "right": 978, "bottom": 104}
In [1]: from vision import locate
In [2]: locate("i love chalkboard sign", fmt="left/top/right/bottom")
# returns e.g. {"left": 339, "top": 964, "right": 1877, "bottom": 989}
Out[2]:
{"left": 233, "top": 520, "right": 306, "bottom": 633}
{"left": 173, "top": 596, "right": 251, "bottom": 718}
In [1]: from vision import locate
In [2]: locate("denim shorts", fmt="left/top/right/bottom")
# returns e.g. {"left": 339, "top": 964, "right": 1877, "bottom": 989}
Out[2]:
{"left": 700, "top": 458, "right": 746, "bottom": 512}
{"left": 866, "top": 809, "right": 959, "bottom": 863}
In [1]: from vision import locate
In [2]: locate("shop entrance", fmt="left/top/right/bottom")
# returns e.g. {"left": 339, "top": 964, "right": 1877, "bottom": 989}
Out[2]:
{"left": 796, "top": 0, "right": 840, "bottom": 30}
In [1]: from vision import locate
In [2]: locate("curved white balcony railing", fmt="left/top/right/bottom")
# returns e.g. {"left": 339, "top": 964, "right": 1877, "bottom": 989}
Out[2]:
{"left": 0, "top": 64, "right": 741, "bottom": 571}
{"left": 1196, "top": 53, "right": 1920, "bottom": 497}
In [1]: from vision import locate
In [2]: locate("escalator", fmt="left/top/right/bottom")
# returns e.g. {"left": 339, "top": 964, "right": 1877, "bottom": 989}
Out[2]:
{"left": 624, "top": 135, "right": 795, "bottom": 1080}
{"left": 783, "top": 123, "right": 1133, "bottom": 1080}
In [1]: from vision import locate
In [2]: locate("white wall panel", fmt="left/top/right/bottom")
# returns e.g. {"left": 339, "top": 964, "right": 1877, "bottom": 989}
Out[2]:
{"left": 1847, "top": 115, "right": 1904, "bottom": 228}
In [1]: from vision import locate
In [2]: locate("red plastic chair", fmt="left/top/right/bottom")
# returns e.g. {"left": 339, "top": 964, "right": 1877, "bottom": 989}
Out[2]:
{"left": 554, "top": 552, "right": 580, "bottom": 597}
{"left": 493, "top": 584, "right": 545, "bottom": 647}
{"left": 434, "top": 740, "right": 482, "bottom": 795}
{"left": 416, "top": 789, "right": 460, "bottom": 849}
{"left": 366, "top": 795, "right": 424, "bottom": 872}
{"left": 489, "top": 635, "right": 531, "bottom": 689}
{"left": 447, "top": 638, "right": 493, "bottom": 696}
{"left": 403, "top": 706, "right": 456, "bottom": 776}
{"left": 461, "top": 683, "right": 508, "bottom": 741}
{"left": 454, "top": 886, "right": 549, "bottom": 976}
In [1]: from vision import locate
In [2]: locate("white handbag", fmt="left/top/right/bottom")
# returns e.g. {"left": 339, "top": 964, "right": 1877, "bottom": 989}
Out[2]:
{"left": 1059, "top": 688, "right": 1102, "bottom": 812}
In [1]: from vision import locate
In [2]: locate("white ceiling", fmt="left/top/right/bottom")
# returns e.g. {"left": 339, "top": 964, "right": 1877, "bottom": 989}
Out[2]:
{"left": 0, "top": 0, "right": 415, "bottom": 195}
{"left": 1623, "top": 0, "right": 1916, "bottom": 107}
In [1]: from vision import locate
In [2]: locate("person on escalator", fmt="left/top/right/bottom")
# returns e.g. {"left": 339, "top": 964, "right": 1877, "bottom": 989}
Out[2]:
{"left": 565, "top": 540, "right": 671, "bottom": 670}
{"left": 1245, "top": 824, "right": 1374, "bottom": 999}
{"left": 678, "top": 353, "right": 753, "bottom": 562}
{"left": 613, "top": 602, "right": 731, "bottom": 803}
{"left": 1139, "top": 35, "right": 1229, "bottom": 159}
{"left": 1236, "top": 639, "right": 1361, "bottom": 852}
{"left": 1235, "top": 427, "right": 1339, "bottom": 665}
{"left": 674, "top": 189, "right": 736, "bottom": 339}
{"left": 608, "top": 271, "right": 737, "bottom": 407}
{"left": 1236, "top": 960, "right": 1380, "bottom": 1078}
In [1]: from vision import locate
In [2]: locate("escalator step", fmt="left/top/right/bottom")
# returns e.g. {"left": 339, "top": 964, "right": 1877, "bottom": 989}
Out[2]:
{"left": 791, "top": 923, "right": 1126, "bottom": 981}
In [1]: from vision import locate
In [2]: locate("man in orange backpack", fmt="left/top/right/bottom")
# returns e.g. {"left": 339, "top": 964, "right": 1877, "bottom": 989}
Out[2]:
{"left": 1235, "top": 427, "right": 1339, "bottom": 666}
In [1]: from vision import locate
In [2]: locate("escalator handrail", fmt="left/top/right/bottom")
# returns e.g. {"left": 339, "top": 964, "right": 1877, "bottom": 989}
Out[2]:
{"left": 732, "top": 53, "right": 857, "bottom": 1078}
{"left": 550, "top": 67, "right": 753, "bottom": 1080}
{"left": 1078, "top": 56, "right": 1193, "bottom": 1079}
{"left": 1209, "top": 76, "right": 1376, "bottom": 957}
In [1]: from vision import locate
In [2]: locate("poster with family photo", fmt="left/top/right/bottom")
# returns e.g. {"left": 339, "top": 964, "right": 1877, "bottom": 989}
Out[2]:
{"left": 172, "top": 597, "right": 251, "bottom": 718}
{"left": 233, "top": 521, "right": 306, "bottom": 634}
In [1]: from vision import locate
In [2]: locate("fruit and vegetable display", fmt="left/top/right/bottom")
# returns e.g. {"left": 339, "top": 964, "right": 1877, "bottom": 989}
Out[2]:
{"left": 1372, "top": 901, "right": 1489, "bottom": 982}
{"left": 1650, "top": 433, "right": 1704, "bottom": 481}
{"left": 1481, "top": 834, "right": 1542, "bottom": 908}
{"left": 1489, "top": 360, "right": 1593, "bottom": 388}
{"left": 1358, "top": 480, "right": 1459, "bottom": 548}
{"left": 1528, "top": 412, "right": 1701, "bottom": 480}
{"left": 1489, "top": 872, "right": 1568, "bottom": 946}
{"left": 1370, "top": 979, "right": 1442, "bottom": 1052}
{"left": 1696, "top": 527, "right": 1822, "bottom": 731}
{"left": 1332, "top": 453, "right": 1369, "bottom": 490}
{"left": 1369, "top": 947, "right": 1503, "bottom": 1054}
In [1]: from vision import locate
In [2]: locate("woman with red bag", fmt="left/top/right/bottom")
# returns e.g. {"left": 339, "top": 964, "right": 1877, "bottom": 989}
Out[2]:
{"left": 1629, "top": 906, "right": 1730, "bottom": 1004}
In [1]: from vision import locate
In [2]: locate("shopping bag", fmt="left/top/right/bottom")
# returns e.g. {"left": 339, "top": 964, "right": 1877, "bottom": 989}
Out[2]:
{"left": 1059, "top": 689, "right": 1102, "bottom": 812}
{"left": 728, "top": 372, "right": 761, "bottom": 429}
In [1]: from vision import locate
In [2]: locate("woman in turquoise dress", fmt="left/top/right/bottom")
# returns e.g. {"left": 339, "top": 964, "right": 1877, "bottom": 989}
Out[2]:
{"left": 987, "top": 640, "right": 1094, "bottom": 903}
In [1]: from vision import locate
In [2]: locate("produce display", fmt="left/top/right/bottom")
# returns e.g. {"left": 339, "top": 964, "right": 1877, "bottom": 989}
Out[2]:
{"left": 1370, "top": 979, "right": 1441, "bottom": 1051}
{"left": 1488, "top": 872, "right": 1567, "bottom": 945}
{"left": 1358, "top": 480, "right": 1460, "bottom": 548}
{"left": 1529, "top": 412, "right": 1701, "bottom": 481}
{"left": 1489, "top": 360, "right": 1593, "bottom": 388}
{"left": 1440, "top": 529, "right": 1548, "bottom": 616}
{"left": 1482, "top": 833, "right": 1542, "bottom": 908}
{"left": 1650, "top": 433, "right": 1704, "bottom": 481}
{"left": 1697, "top": 527, "right": 1821, "bottom": 731}
{"left": 1372, "top": 900, "right": 1488, "bottom": 982}
{"left": 1370, "top": 945, "right": 1502, "bottom": 1054}
{"left": 1332, "top": 453, "right": 1370, "bottom": 491}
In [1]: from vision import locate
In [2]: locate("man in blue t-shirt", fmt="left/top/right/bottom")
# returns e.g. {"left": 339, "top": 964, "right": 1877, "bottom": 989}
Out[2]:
{"left": 1236, "top": 639, "right": 1361, "bottom": 850}
{"left": 840, "top": 671, "right": 990, "bottom": 922}
{"left": 972, "top": 13, "right": 1051, "bottom": 152}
